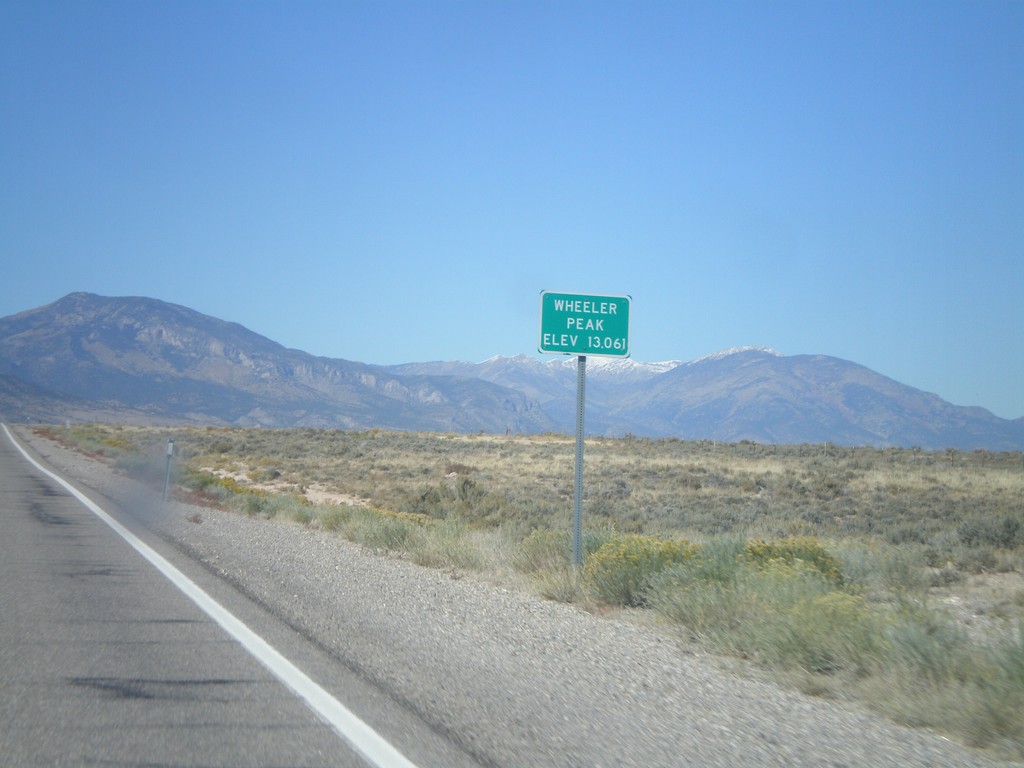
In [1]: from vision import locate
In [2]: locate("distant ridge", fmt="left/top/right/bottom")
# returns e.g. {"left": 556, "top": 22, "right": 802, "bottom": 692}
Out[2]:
{"left": 0, "top": 293, "right": 554, "bottom": 433}
{"left": 391, "top": 349, "right": 1023, "bottom": 449}
{"left": 1, "top": 293, "right": 1021, "bottom": 450}
{"left": 611, "top": 349, "right": 1024, "bottom": 450}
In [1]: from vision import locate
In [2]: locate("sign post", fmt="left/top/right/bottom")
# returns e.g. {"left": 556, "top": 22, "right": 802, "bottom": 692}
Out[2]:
{"left": 572, "top": 354, "right": 586, "bottom": 566}
{"left": 539, "top": 291, "right": 631, "bottom": 566}
{"left": 163, "top": 437, "right": 174, "bottom": 502}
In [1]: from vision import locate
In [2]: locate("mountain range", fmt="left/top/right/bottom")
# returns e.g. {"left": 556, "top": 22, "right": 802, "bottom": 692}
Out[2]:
{"left": 1, "top": 293, "right": 1021, "bottom": 451}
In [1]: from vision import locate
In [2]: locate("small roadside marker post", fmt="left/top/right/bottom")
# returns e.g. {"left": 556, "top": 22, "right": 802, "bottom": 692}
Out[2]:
{"left": 539, "top": 291, "right": 631, "bottom": 566}
{"left": 163, "top": 437, "right": 174, "bottom": 502}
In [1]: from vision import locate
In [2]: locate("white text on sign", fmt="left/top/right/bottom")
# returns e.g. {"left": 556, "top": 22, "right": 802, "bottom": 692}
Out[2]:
{"left": 551, "top": 298, "right": 619, "bottom": 315}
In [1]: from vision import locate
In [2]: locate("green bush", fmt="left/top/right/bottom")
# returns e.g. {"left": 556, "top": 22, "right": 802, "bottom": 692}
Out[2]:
{"left": 584, "top": 534, "right": 699, "bottom": 607}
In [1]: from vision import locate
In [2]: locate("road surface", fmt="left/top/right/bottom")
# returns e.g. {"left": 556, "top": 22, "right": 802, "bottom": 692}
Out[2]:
{"left": 0, "top": 425, "right": 476, "bottom": 767}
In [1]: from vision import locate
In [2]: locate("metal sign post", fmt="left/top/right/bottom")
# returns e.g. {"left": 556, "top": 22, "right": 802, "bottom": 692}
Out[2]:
{"left": 572, "top": 355, "right": 586, "bottom": 566}
{"left": 539, "top": 291, "right": 631, "bottom": 567}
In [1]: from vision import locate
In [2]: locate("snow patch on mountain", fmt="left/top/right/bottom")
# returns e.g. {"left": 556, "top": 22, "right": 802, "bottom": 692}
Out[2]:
{"left": 690, "top": 346, "right": 782, "bottom": 364}
{"left": 536, "top": 356, "right": 682, "bottom": 380}
{"left": 584, "top": 357, "right": 683, "bottom": 378}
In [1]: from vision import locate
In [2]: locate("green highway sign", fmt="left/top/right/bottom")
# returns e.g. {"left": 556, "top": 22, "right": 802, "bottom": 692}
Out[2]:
{"left": 538, "top": 290, "right": 631, "bottom": 357}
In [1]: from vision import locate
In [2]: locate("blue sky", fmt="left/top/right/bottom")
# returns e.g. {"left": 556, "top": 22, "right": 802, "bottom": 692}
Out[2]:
{"left": 2, "top": 1, "right": 1021, "bottom": 418}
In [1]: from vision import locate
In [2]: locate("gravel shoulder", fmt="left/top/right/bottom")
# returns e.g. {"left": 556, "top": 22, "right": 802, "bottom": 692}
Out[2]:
{"left": 14, "top": 426, "right": 1020, "bottom": 768}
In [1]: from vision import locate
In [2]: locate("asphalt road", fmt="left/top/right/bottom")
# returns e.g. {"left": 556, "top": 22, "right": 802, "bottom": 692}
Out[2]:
{"left": 0, "top": 427, "right": 477, "bottom": 768}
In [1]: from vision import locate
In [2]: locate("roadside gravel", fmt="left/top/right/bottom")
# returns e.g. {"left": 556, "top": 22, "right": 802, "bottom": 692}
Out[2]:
{"left": 16, "top": 427, "right": 1020, "bottom": 768}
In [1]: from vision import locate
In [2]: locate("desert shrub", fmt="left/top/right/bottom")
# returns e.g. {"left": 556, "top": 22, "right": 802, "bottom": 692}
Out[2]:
{"left": 318, "top": 506, "right": 351, "bottom": 532}
{"left": 315, "top": 503, "right": 429, "bottom": 549}
{"left": 346, "top": 507, "right": 418, "bottom": 552}
{"left": 651, "top": 577, "right": 741, "bottom": 638}
{"left": 832, "top": 543, "right": 932, "bottom": 597}
{"left": 981, "top": 627, "right": 1024, "bottom": 748}
{"left": 764, "top": 591, "right": 884, "bottom": 675}
{"left": 652, "top": 557, "right": 834, "bottom": 643}
{"left": 650, "top": 574, "right": 748, "bottom": 639}
{"left": 513, "top": 528, "right": 614, "bottom": 604}
{"left": 289, "top": 504, "right": 315, "bottom": 525}
{"left": 653, "top": 554, "right": 885, "bottom": 675}
{"left": 215, "top": 475, "right": 258, "bottom": 496}
{"left": 99, "top": 435, "right": 136, "bottom": 452}
{"left": 879, "top": 546, "right": 931, "bottom": 594}
{"left": 689, "top": 537, "right": 747, "bottom": 583}
{"left": 532, "top": 567, "right": 586, "bottom": 604}
{"left": 886, "top": 522, "right": 928, "bottom": 545}
{"left": 51, "top": 424, "right": 140, "bottom": 461}
{"left": 584, "top": 533, "right": 699, "bottom": 607}
{"left": 177, "top": 469, "right": 239, "bottom": 506}
{"left": 267, "top": 494, "right": 315, "bottom": 524}
{"left": 808, "top": 473, "right": 845, "bottom": 500}
{"left": 744, "top": 536, "right": 844, "bottom": 585}
{"left": 400, "top": 478, "right": 512, "bottom": 527}
{"left": 408, "top": 520, "right": 486, "bottom": 571}
{"left": 957, "top": 547, "right": 999, "bottom": 574}
{"left": 249, "top": 466, "right": 282, "bottom": 482}
{"left": 930, "top": 567, "right": 964, "bottom": 587}
{"left": 513, "top": 528, "right": 613, "bottom": 574}
{"left": 884, "top": 606, "right": 974, "bottom": 685}
{"left": 870, "top": 618, "right": 1024, "bottom": 757}
{"left": 409, "top": 484, "right": 450, "bottom": 519}
{"left": 514, "top": 530, "right": 569, "bottom": 574}
{"left": 181, "top": 469, "right": 217, "bottom": 492}
{"left": 958, "top": 515, "right": 1023, "bottom": 550}
{"left": 236, "top": 493, "right": 270, "bottom": 516}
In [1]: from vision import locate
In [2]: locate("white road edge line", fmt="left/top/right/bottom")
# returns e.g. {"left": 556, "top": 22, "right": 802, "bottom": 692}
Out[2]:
{"left": 2, "top": 424, "right": 419, "bottom": 768}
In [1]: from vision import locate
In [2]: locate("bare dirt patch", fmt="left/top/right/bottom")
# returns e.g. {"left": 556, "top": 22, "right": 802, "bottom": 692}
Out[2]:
{"left": 933, "top": 571, "right": 1024, "bottom": 641}
{"left": 200, "top": 465, "right": 370, "bottom": 507}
